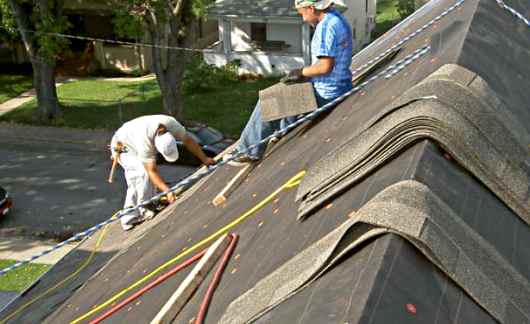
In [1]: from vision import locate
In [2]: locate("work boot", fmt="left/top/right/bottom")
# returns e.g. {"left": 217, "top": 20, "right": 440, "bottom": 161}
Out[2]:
{"left": 142, "top": 208, "right": 156, "bottom": 220}
{"left": 120, "top": 214, "right": 145, "bottom": 231}
{"left": 225, "top": 152, "right": 259, "bottom": 167}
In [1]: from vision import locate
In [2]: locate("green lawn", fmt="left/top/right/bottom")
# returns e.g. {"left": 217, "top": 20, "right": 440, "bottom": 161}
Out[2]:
{"left": 0, "top": 75, "right": 33, "bottom": 104}
{"left": 0, "top": 260, "right": 50, "bottom": 292}
{"left": 0, "top": 77, "right": 277, "bottom": 138}
{"left": 372, "top": 0, "right": 402, "bottom": 40}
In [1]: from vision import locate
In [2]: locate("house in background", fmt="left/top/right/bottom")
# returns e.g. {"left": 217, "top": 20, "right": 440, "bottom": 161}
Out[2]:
{"left": 0, "top": 0, "right": 218, "bottom": 75}
{"left": 205, "top": 0, "right": 376, "bottom": 76}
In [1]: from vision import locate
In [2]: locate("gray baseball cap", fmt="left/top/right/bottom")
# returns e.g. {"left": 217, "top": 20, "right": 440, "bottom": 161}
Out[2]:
{"left": 295, "top": 0, "right": 343, "bottom": 10}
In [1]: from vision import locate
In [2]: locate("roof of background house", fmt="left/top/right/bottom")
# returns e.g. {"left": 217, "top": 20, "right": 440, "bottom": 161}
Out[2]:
{"left": 2, "top": 0, "right": 530, "bottom": 323}
{"left": 207, "top": 0, "right": 299, "bottom": 18}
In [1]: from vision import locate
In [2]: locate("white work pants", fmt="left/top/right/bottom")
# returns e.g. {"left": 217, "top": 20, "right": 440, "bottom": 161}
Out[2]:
{"left": 118, "top": 151, "right": 156, "bottom": 226}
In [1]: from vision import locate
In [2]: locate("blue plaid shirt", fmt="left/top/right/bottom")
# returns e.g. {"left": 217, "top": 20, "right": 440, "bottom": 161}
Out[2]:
{"left": 311, "top": 9, "right": 353, "bottom": 100}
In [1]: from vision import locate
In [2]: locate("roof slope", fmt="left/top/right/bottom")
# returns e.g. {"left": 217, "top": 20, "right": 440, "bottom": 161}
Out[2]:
{"left": 2, "top": 0, "right": 530, "bottom": 323}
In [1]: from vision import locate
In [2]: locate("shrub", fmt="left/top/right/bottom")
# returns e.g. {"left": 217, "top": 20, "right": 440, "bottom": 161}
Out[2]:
{"left": 397, "top": 0, "right": 416, "bottom": 19}
{"left": 182, "top": 55, "right": 240, "bottom": 94}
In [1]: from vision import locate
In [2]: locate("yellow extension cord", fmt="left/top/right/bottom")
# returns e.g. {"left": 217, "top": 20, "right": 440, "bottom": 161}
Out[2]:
{"left": 0, "top": 213, "right": 116, "bottom": 324}
{"left": 71, "top": 170, "right": 305, "bottom": 323}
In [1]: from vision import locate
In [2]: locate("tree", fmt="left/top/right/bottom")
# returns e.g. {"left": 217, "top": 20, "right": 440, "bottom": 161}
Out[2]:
{"left": 0, "top": 0, "right": 70, "bottom": 122}
{"left": 397, "top": 0, "right": 416, "bottom": 20}
{"left": 114, "top": 0, "right": 211, "bottom": 120}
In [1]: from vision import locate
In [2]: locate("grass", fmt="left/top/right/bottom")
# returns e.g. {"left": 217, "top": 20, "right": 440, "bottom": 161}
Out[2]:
{"left": 0, "top": 260, "right": 50, "bottom": 292}
{"left": 0, "top": 77, "right": 277, "bottom": 138}
{"left": 184, "top": 78, "right": 276, "bottom": 137}
{"left": 0, "top": 75, "right": 33, "bottom": 104}
{"left": 372, "top": 0, "right": 402, "bottom": 40}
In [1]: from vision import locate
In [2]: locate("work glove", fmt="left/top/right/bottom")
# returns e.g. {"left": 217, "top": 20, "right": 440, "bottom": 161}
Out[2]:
{"left": 280, "top": 68, "right": 305, "bottom": 84}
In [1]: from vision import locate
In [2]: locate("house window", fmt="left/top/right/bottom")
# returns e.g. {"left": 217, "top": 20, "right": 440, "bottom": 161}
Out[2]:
{"left": 251, "top": 23, "right": 267, "bottom": 42}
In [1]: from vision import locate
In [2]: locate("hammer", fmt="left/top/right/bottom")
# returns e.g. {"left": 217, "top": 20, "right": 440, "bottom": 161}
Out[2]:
{"left": 108, "top": 142, "right": 124, "bottom": 183}
{"left": 108, "top": 156, "right": 119, "bottom": 183}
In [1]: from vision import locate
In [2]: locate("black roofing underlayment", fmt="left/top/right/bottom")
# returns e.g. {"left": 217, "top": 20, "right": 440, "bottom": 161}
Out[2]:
{"left": 2, "top": 0, "right": 530, "bottom": 323}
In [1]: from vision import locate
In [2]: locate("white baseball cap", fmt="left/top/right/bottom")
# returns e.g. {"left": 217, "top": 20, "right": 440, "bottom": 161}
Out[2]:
{"left": 155, "top": 132, "right": 179, "bottom": 162}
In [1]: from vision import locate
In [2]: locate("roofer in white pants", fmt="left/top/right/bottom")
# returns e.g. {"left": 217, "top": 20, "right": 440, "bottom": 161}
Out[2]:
{"left": 111, "top": 115, "right": 216, "bottom": 231}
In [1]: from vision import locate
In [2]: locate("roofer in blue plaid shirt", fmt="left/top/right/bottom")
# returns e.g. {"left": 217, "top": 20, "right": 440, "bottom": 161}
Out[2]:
{"left": 228, "top": 0, "right": 353, "bottom": 164}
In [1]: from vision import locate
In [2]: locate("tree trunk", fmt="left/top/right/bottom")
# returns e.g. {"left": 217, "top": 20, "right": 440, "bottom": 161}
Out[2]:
{"left": 145, "top": 2, "right": 198, "bottom": 122}
{"left": 32, "top": 58, "right": 61, "bottom": 121}
{"left": 8, "top": 0, "right": 62, "bottom": 122}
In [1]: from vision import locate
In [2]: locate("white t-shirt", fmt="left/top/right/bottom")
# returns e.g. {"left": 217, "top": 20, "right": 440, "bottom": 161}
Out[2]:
{"left": 113, "top": 115, "right": 186, "bottom": 163}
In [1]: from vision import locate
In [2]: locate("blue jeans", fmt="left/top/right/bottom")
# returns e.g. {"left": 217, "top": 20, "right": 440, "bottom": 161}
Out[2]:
{"left": 236, "top": 92, "right": 334, "bottom": 159}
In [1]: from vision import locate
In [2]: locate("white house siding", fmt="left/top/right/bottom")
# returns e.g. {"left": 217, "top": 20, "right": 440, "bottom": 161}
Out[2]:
{"left": 267, "top": 24, "right": 302, "bottom": 54}
{"left": 94, "top": 42, "right": 152, "bottom": 72}
{"left": 236, "top": 52, "right": 304, "bottom": 75}
{"left": 231, "top": 22, "right": 253, "bottom": 51}
{"left": 204, "top": 45, "right": 305, "bottom": 75}
{"left": 206, "top": 0, "right": 378, "bottom": 75}
{"left": 342, "top": 0, "right": 376, "bottom": 50}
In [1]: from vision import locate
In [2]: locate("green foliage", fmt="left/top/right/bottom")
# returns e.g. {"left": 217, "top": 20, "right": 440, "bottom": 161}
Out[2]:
{"left": 34, "top": 10, "right": 71, "bottom": 62}
{"left": 0, "top": 0, "right": 18, "bottom": 44}
{"left": 111, "top": 0, "right": 215, "bottom": 40}
{"left": 396, "top": 0, "right": 416, "bottom": 19}
{"left": 182, "top": 55, "right": 239, "bottom": 94}
{"left": 190, "top": 0, "right": 215, "bottom": 18}
{"left": 112, "top": 10, "right": 144, "bottom": 40}
{"left": 0, "top": 0, "right": 71, "bottom": 62}
{"left": 372, "top": 0, "right": 402, "bottom": 40}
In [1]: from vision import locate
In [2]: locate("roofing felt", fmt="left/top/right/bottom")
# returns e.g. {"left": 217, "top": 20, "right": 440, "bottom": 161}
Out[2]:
{"left": 207, "top": 0, "right": 299, "bottom": 18}
{"left": 2, "top": 0, "right": 530, "bottom": 323}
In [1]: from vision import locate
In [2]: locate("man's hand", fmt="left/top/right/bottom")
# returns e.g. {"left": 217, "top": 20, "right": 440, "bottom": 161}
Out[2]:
{"left": 165, "top": 191, "right": 176, "bottom": 203}
{"left": 280, "top": 68, "right": 305, "bottom": 84}
{"left": 202, "top": 157, "right": 216, "bottom": 166}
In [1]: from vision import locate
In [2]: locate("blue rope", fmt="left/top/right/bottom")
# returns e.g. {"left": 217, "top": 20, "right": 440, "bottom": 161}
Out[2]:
{"left": 0, "top": 0, "right": 470, "bottom": 277}
{"left": 495, "top": 0, "right": 530, "bottom": 27}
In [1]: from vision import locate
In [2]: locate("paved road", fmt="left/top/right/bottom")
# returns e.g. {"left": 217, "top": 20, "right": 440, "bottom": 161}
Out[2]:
{"left": 0, "top": 137, "right": 195, "bottom": 240}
